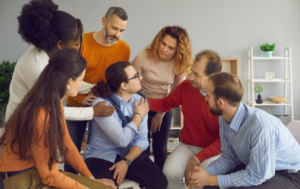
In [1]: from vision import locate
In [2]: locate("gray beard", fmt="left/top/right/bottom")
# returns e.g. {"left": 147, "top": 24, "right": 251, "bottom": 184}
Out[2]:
{"left": 104, "top": 27, "right": 118, "bottom": 45}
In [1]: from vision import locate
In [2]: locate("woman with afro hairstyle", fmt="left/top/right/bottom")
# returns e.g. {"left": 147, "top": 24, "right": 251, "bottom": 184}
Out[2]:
{"left": 5, "top": 0, "right": 114, "bottom": 124}
{"left": 0, "top": 48, "right": 116, "bottom": 189}
{"left": 132, "top": 26, "right": 193, "bottom": 170}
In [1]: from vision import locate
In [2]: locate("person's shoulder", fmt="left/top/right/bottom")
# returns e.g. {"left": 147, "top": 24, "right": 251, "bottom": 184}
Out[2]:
{"left": 82, "top": 32, "right": 94, "bottom": 43}
{"left": 178, "top": 79, "right": 192, "bottom": 88}
{"left": 133, "top": 49, "right": 148, "bottom": 62}
{"left": 117, "top": 39, "right": 130, "bottom": 50}
{"left": 132, "top": 93, "right": 145, "bottom": 103}
{"left": 17, "top": 46, "right": 48, "bottom": 72}
{"left": 91, "top": 96, "right": 112, "bottom": 107}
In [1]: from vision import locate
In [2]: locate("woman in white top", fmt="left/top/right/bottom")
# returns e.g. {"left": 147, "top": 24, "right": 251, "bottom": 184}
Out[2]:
{"left": 5, "top": 0, "right": 114, "bottom": 123}
{"left": 132, "top": 26, "right": 193, "bottom": 170}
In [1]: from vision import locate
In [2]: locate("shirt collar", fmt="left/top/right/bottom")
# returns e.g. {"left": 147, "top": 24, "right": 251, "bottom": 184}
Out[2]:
{"left": 228, "top": 102, "right": 246, "bottom": 131}
{"left": 113, "top": 93, "right": 135, "bottom": 107}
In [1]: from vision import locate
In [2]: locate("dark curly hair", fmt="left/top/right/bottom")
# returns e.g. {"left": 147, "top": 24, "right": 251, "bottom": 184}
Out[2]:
{"left": 92, "top": 62, "right": 131, "bottom": 98}
{"left": 18, "top": 0, "right": 83, "bottom": 52}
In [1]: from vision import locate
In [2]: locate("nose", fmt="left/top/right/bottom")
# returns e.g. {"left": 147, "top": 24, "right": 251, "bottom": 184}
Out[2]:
{"left": 116, "top": 31, "right": 121, "bottom": 38}
{"left": 139, "top": 75, "right": 143, "bottom": 81}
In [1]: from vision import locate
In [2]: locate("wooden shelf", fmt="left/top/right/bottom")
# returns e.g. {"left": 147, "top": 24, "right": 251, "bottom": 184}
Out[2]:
{"left": 251, "top": 56, "right": 290, "bottom": 60}
{"left": 248, "top": 101, "right": 291, "bottom": 106}
{"left": 248, "top": 79, "right": 291, "bottom": 82}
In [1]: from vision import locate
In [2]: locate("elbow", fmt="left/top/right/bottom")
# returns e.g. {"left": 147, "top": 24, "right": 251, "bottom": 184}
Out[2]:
{"left": 117, "top": 139, "right": 131, "bottom": 148}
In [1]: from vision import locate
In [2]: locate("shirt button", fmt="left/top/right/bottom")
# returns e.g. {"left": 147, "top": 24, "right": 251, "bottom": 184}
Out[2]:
{"left": 232, "top": 132, "right": 233, "bottom": 134}
{"left": 234, "top": 146, "right": 236, "bottom": 148}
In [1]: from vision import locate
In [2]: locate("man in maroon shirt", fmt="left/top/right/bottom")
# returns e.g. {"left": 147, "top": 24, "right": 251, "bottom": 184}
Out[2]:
{"left": 147, "top": 50, "right": 223, "bottom": 189}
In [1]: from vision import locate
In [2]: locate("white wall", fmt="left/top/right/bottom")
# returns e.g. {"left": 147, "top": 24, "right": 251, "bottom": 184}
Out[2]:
{"left": 1, "top": 0, "right": 300, "bottom": 119}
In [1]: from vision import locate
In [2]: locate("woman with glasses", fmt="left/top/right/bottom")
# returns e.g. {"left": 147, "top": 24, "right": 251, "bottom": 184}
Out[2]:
{"left": 132, "top": 26, "right": 193, "bottom": 170}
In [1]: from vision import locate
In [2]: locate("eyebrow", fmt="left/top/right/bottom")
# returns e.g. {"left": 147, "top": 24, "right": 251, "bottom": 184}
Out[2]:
{"left": 162, "top": 40, "right": 176, "bottom": 49}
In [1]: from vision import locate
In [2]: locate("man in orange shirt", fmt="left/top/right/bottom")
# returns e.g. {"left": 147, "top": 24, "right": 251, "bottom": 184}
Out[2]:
{"left": 65, "top": 7, "right": 130, "bottom": 174}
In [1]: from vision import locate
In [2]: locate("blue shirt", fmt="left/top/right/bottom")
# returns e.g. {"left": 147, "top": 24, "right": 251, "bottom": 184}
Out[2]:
{"left": 85, "top": 93, "right": 149, "bottom": 163}
{"left": 205, "top": 102, "right": 300, "bottom": 189}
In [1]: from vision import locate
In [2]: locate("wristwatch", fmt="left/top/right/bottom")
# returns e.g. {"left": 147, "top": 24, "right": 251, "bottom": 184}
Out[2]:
{"left": 122, "top": 157, "right": 131, "bottom": 166}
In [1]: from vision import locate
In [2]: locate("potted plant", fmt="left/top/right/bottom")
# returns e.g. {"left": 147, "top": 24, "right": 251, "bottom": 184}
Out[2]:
{"left": 254, "top": 84, "right": 264, "bottom": 104}
{"left": 260, "top": 43, "right": 276, "bottom": 57}
{"left": 0, "top": 60, "right": 17, "bottom": 128}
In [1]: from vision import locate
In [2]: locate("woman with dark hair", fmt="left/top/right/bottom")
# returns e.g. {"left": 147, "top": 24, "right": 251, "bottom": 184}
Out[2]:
{"left": 132, "top": 26, "right": 193, "bottom": 170}
{"left": 5, "top": 0, "right": 113, "bottom": 123}
{"left": 0, "top": 48, "right": 116, "bottom": 189}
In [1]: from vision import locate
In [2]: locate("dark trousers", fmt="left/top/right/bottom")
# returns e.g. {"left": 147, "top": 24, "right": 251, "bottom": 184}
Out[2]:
{"left": 146, "top": 110, "right": 172, "bottom": 170}
{"left": 64, "top": 105, "right": 88, "bottom": 174}
{"left": 85, "top": 152, "right": 168, "bottom": 189}
{"left": 204, "top": 164, "right": 300, "bottom": 189}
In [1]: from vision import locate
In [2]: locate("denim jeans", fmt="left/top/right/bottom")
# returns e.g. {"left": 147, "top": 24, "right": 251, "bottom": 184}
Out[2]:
{"left": 64, "top": 105, "right": 88, "bottom": 174}
{"left": 85, "top": 152, "right": 168, "bottom": 189}
{"left": 146, "top": 110, "right": 172, "bottom": 170}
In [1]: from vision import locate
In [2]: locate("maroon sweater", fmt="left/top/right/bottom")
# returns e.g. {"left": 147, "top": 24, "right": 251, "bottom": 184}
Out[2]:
{"left": 148, "top": 80, "right": 221, "bottom": 162}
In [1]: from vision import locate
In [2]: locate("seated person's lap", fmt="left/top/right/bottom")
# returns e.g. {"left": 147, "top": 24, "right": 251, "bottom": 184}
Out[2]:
{"left": 86, "top": 152, "right": 167, "bottom": 188}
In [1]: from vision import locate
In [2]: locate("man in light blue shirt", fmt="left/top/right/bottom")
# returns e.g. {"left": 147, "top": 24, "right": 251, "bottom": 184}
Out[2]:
{"left": 189, "top": 72, "right": 300, "bottom": 189}
{"left": 84, "top": 61, "right": 167, "bottom": 189}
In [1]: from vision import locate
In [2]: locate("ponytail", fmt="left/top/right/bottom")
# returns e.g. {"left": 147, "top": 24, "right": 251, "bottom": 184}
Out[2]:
{"left": 92, "top": 79, "right": 113, "bottom": 98}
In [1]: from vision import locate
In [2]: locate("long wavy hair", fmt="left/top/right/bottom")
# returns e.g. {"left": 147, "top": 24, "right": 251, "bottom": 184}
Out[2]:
{"left": 147, "top": 26, "right": 193, "bottom": 75}
{"left": 0, "top": 48, "right": 86, "bottom": 170}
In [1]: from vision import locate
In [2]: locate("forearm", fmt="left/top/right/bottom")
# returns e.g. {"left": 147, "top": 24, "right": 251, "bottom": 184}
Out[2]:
{"left": 64, "top": 107, "right": 93, "bottom": 121}
{"left": 131, "top": 114, "right": 143, "bottom": 130}
{"left": 78, "top": 81, "right": 94, "bottom": 94}
{"left": 124, "top": 146, "right": 143, "bottom": 162}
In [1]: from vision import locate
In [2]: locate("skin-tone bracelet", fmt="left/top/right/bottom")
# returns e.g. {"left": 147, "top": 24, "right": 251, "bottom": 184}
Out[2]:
{"left": 134, "top": 113, "right": 143, "bottom": 121}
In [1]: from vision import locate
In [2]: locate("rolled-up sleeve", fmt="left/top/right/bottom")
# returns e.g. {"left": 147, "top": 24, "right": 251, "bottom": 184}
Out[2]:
{"left": 129, "top": 114, "right": 149, "bottom": 151}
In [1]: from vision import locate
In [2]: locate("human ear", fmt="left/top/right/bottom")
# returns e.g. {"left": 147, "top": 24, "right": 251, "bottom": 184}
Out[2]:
{"left": 57, "top": 40, "right": 63, "bottom": 50}
{"left": 66, "top": 78, "right": 72, "bottom": 90}
{"left": 102, "top": 17, "right": 107, "bottom": 27}
{"left": 120, "top": 82, "right": 127, "bottom": 91}
{"left": 218, "top": 98, "right": 225, "bottom": 108}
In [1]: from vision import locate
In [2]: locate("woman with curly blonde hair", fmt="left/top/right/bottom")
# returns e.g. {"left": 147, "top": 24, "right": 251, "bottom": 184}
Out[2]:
{"left": 132, "top": 26, "right": 193, "bottom": 170}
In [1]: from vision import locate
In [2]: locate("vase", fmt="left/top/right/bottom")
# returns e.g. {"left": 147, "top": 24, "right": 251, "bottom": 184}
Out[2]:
{"left": 265, "top": 51, "right": 272, "bottom": 58}
{"left": 256, "top": 94, "right": 263, "bottom": 104}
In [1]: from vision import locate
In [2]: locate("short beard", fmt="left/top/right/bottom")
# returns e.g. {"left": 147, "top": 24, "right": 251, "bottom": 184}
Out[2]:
{"left": 207, "top": 101, "right": 222, "bottom": 116}
{"left": 104, "top": 25, "right": 118, "bottom": 44}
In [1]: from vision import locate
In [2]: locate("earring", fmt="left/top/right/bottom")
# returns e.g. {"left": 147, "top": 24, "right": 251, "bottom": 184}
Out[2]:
{"left": 67, "top": 86, "right": 70, "bottom": 89}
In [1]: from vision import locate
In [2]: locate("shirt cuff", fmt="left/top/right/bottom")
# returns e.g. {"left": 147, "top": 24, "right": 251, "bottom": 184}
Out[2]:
{"left": 131, "top": 140, "right": 149, "bottom": 151}
{"left": 217, "top": 174, "right": 234, "bottom": 189}
{"left": 126, "top": 122, "right": 139, "bottom": 135}
{"left": 205, "top": 166, "right": 217, "bottom": 175}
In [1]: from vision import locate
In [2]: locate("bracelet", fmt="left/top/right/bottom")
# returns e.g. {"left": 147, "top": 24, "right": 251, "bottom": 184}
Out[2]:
{"left": 134, "top": 113, "right": 143, "bottom": 121}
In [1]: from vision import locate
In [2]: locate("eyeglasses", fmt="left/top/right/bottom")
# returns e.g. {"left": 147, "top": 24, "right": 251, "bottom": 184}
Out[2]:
{"left": 127, "top": 72, "right": 140, "bottom": 81}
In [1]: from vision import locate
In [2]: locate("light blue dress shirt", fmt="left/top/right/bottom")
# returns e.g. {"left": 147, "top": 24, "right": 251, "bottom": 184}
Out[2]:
{"left": 85, "top": 93, "right": 149, "bottom": 163}
{"left": 205, "top": 102, "right": 300, "bottom": 189}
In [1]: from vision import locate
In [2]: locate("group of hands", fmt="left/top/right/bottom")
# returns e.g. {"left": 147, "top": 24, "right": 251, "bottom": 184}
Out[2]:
{"left": 83, "top": 93, "right": 163, "bottom": 133}
{"left": 185, "top": 157, "right": 216, "bottom": 188}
